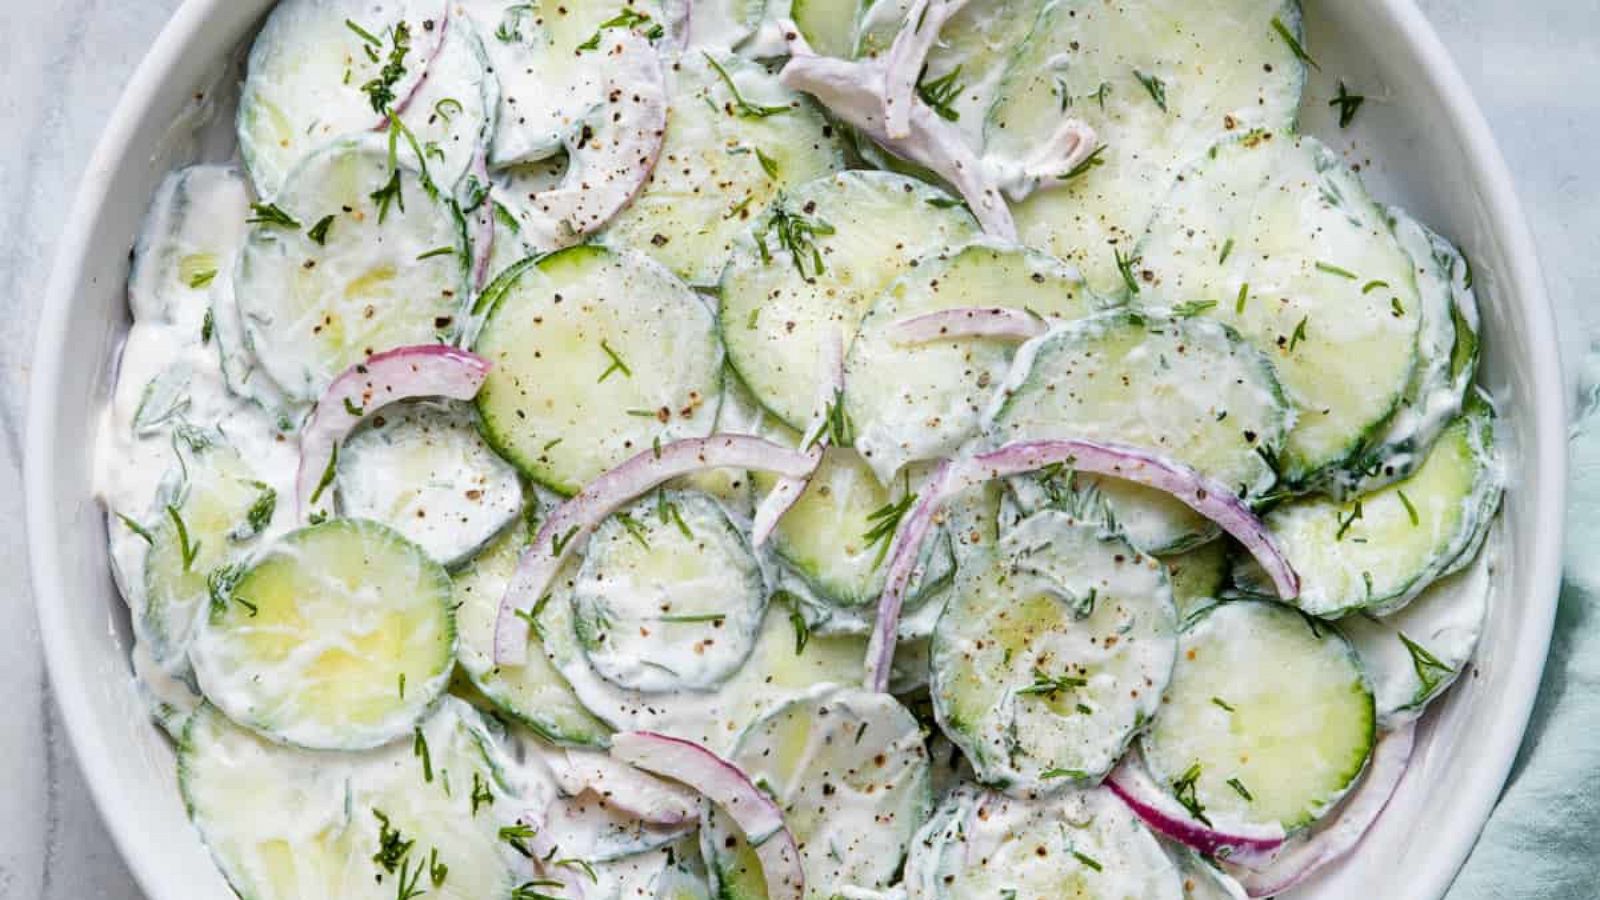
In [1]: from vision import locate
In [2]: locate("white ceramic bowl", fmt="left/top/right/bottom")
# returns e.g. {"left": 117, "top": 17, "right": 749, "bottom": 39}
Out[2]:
{"left": 26, "top": 1, "right": 1566, "bottom": 897}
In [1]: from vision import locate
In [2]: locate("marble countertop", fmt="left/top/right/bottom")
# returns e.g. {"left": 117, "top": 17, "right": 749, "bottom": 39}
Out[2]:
{"left": 0, "top": 1, "right": 1595, "bottom": 897}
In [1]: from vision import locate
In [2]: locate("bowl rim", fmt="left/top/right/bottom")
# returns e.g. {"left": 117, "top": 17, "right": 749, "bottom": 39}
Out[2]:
{"left": 24, "top": 0, "right": 1567, "bottom": 897}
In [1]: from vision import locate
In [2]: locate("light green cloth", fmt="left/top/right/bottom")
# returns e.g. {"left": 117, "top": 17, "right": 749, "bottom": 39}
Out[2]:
{"left": 1448, "top": 396, "right": 1598, "bottom": 897}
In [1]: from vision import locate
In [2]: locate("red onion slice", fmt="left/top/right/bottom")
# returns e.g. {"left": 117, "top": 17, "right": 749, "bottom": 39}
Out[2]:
{"left": 295, "top": 345, "right": 492, "bottom": 518}
{"left": 493, "top": 435, "right": 819, "bottom": 664}
{"left": 887, "top": 306, "right": 1051, "bottom": 346}
{"left": 1105, "top": 757, "right": 1287, "bottom": 867}
{"left": 610, "top": 731, "right": 804, "bottom": 900}
{"left": 863, "top": 438, "right": 1300, "bottom": 691}
{"left": 751, "top": 330, "right": 842, "bottom": 547}
{"left": 1228, "top": 723, "right": 1416, "bottom": 895}
{"left": 882, "top": 0, "right": 970, "bottom": 140}
{"left": 777, "top": 30, "right": 1015, "bottom": 239}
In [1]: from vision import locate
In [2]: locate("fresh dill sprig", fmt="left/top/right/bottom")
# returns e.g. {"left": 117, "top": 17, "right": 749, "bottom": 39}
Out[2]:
{"left": 1015, "top": 668, "right": 1089, "bottom": 697}
{"left": 862, "top": 482, "right": 917, "bottom": 570}
{"left": 117, "top": 513, "right": 155, "bottom": 545}
{"left": 247, "top": 203, "right": 301, "bottom": 229}
{"left": 1330, "top": 80, "right": 1365, "bottom": 128}
{"left": 1132, "top": 69, "right": 1168, "bottom": 112}
{"left": 413, "top": 726, "right": 433, "bottom": 783}
{"left": 916, "top": 64, "right": 966, "bottom": 122}
{"left": 1172, "top": 300, "right": 1216, "bottom": 318}
{"left": 360, "top": 21, "right": 413, "bottom": 115}
{"left": 1171, "top": 762, "right": 1212, "bottom": 826}
{"left": 1271, "top": 16, "right": 1318, "bottom": 70}
{"left": 166, "top": 505, "right": 200, "bottom": 572}
{"left": 756, "top": 205, "right": 836, "bottom": 279}
{"left": 1062, "top": 144, "right": 1107, "bottom": 181}
{"left": 598, "top": 338, "right": 632, "bottom": 382}
{"left": 704, "top": 52, "right": 790, "bottom": 118}
{"left": 1399, "top": 631, "right": 1455, "bottom": 696}
{"left": 1114, "top": 248, "right": 1142, "bottom": 295}
{"left": 499, "top": 823, "right": 538, "bottom": 858}
{"left": 307, "top": 214, "right": 335, "bottom": 245}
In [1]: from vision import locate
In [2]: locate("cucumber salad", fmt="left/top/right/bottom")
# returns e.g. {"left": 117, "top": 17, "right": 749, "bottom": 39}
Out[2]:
{"left": 95, "top": 0, "right": 1504, "bottom": 896}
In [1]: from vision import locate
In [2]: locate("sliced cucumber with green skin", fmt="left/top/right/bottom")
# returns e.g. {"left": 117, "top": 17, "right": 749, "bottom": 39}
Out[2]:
{"left": 336, "top": 399, "right": 522, "bottom": 568}
{"left": 539, "top": 588, "right": 866, "bottom": 754}
{"left": 601, "top": 50, "right": 846, "bottom": 287}
{"left": 719, "top": 171, "right": 980, "bottom": 428}
{"left": 237, "top": 0, "right": 447, "bottom": 197}
{"left": 760, "top": 452, "right": 956, "bottom": 628}
{"left": 1238, "top": 402, "right": 1502, "bottom": 618}
{"left": 455, "top": 522, "right": 613, "bottom": 747}
{"left": 235, "top": 136, "right": 469, "bottom": 402}
{"left": 1343, "top": 536, "right": 1493, "bottom": 727}
{"left": 572, "top": 491, "right": 768, "bottom": 693}
{"left": 1141, "top": 600, "right": 1376, "bottom": 835}
{"left": 988, "top": 310, "right": 1291, "bottom": 554}
{"left": 458, "top": 0, "right": 667, "bottom": 167}
{"left": 789, "top": 0, "right": 862, "bottom": 59}
{"left": 473, "top": 244, "right": 723, "bottom": 494}
{"left": 1331, "top": 208, "right": 1482, "bottom": 497}
{"left": 179, "top": 698, "right": 527, "bottom": 900}
{"left": 1159, "top": 540, "right": 1230, "bottom": 623}
{"left": 855, "top": 0, "right": 1048, "bottom": 144}
{"left": 932, "top": 512, "right": 1178, "bottom": 792}
{"left": 191, "top": 519, "right": 456, "bottom": 750}
{"left": 143, "top": 445, "right": 280, "bottom": 668}
{"left": 1136, "top": 134, "right": 1424, "bottom": 484}
{"left": 904, "top": 785, "right": 1186, "bottom": 899}
{"left": 846, "top": 241, "right": 1099, "bottom": 484}
{"left": 130, "top": 165, "right": 252, "bottom": 332}
{"left": 986, "top": 0, "right": 1305, "bottom": 296}
{"left": 760, "top": 447, "right": 896, "bottom": 608}
{"left": 716, "top": 688, "right": 931, "bottom": 898}
{"left": 401, "top": 9, "right": 499, "bottom": 195}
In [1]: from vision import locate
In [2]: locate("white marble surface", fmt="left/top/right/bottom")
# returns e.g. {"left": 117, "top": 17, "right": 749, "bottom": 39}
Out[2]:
{"left": 0, "top": 1, "right": 1595, "bottom": 897}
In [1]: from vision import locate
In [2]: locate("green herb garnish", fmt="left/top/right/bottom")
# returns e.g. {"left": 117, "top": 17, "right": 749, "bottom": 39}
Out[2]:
{"left": 247, "top": 203, "right": 301, "bottom": 229}
{"left": 598, "top": 338, "right": 632, "bottom": 382}
{"left": 916, "top": 64, "right": 966, "bottom": 121}
{"left": 1133, "top": 69, "right": 1167, "bottom": 112}
{"left": 1330, "top": 80, "right": 1365, "bottom": 128}
{"left": 307, "top": 214, "right": 335, "bottom": 245}
{"left": 704, "top": 52, "right": 790, "bottom": 118}
{"left": 1272, "top": 16, "right": 1318, "bottom": 70}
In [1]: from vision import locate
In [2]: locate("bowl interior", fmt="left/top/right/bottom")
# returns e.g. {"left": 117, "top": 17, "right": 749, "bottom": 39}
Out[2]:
{"left": 27, "top": 1, "right": 1564, "bottom": 898}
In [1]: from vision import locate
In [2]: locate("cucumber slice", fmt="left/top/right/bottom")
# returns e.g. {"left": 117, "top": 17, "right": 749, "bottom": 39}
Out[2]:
{"left": 719, "top": 170, "right": 980, "bottom": 428}
{"left": 539, "top": 791, "right": 695, "bottom": 862}
{"left": 789, "top": 0, "right": 861, "bottom": 59}
{"left": 1136, "top": 134, "right": 1425, "bottom": 484}
{"left": 601, "top": 50, "right": 847, "bottom": 287}
{"left": 572, "top": 491, "right": 768, "bottom": 692}
{"left": 143, "top": 445, "right": 280, "bottom": 668}
{"left": 401, "top": 9, "right": 499, "bottom": 195}
{"left": 179, "top": 698, "right": 526, "bottom": 900}
{"left": 130, "top": 165, "right": 251, "bottom": 333}
{"left": 1332, "top": 209, "right": 1482, "bottom": 496}
{"left": 986, "top": 0, "right": 1305, "bottom": 296}
{"left": 336, "top": 399, "right": 522, "bottom": 568}
{"left": 1343, "top": 537, "right": 1493, "bottom": 726}
{"left": 1238, "top": 403, "right": 1502, "bottom": 618}
{"left": 904, "top": 785, "right": 1185, "bottom": 899}
{"left": 1140, "top": 600, "right": 1376, "bottom": 834}
{"left": 238, "top": 0, "right": 446, "bottom": 197}
{"left": 455, "top": 521, "right": 614, "bottom": 746}
{"left": 988, "top": 310, "right": 1291, "bottom": 554}
{"left": 716, "top": 688, "right": 931, "bottom": 897}
{"left": 1159, "top": 540, "right": 1230, "bottom": 623}
{"left": 458, "top": 0, "right": 667, "bottom": 167}
{"left": 932, "top": 512, "right": 1178, "bottom": 791}
{"left": 473, "top": 245, "right": 723, "bottom": 494}
{"left": 235, "top": 136, "right": 470, "bottom": 401}
{"left": 191, "top": 519, "right": 456, "bottom": 750}
{"left": 846, "top": 242, "right": 1098, "bottom": 483}
{"left": 538, "top": 590, "right": 866, "bottom": 754}
{"left": 762, "top": 447, "right": 897, "bottom": 608}
{"left": 855, "top": 0, "right": 1048, "bottom": 144}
